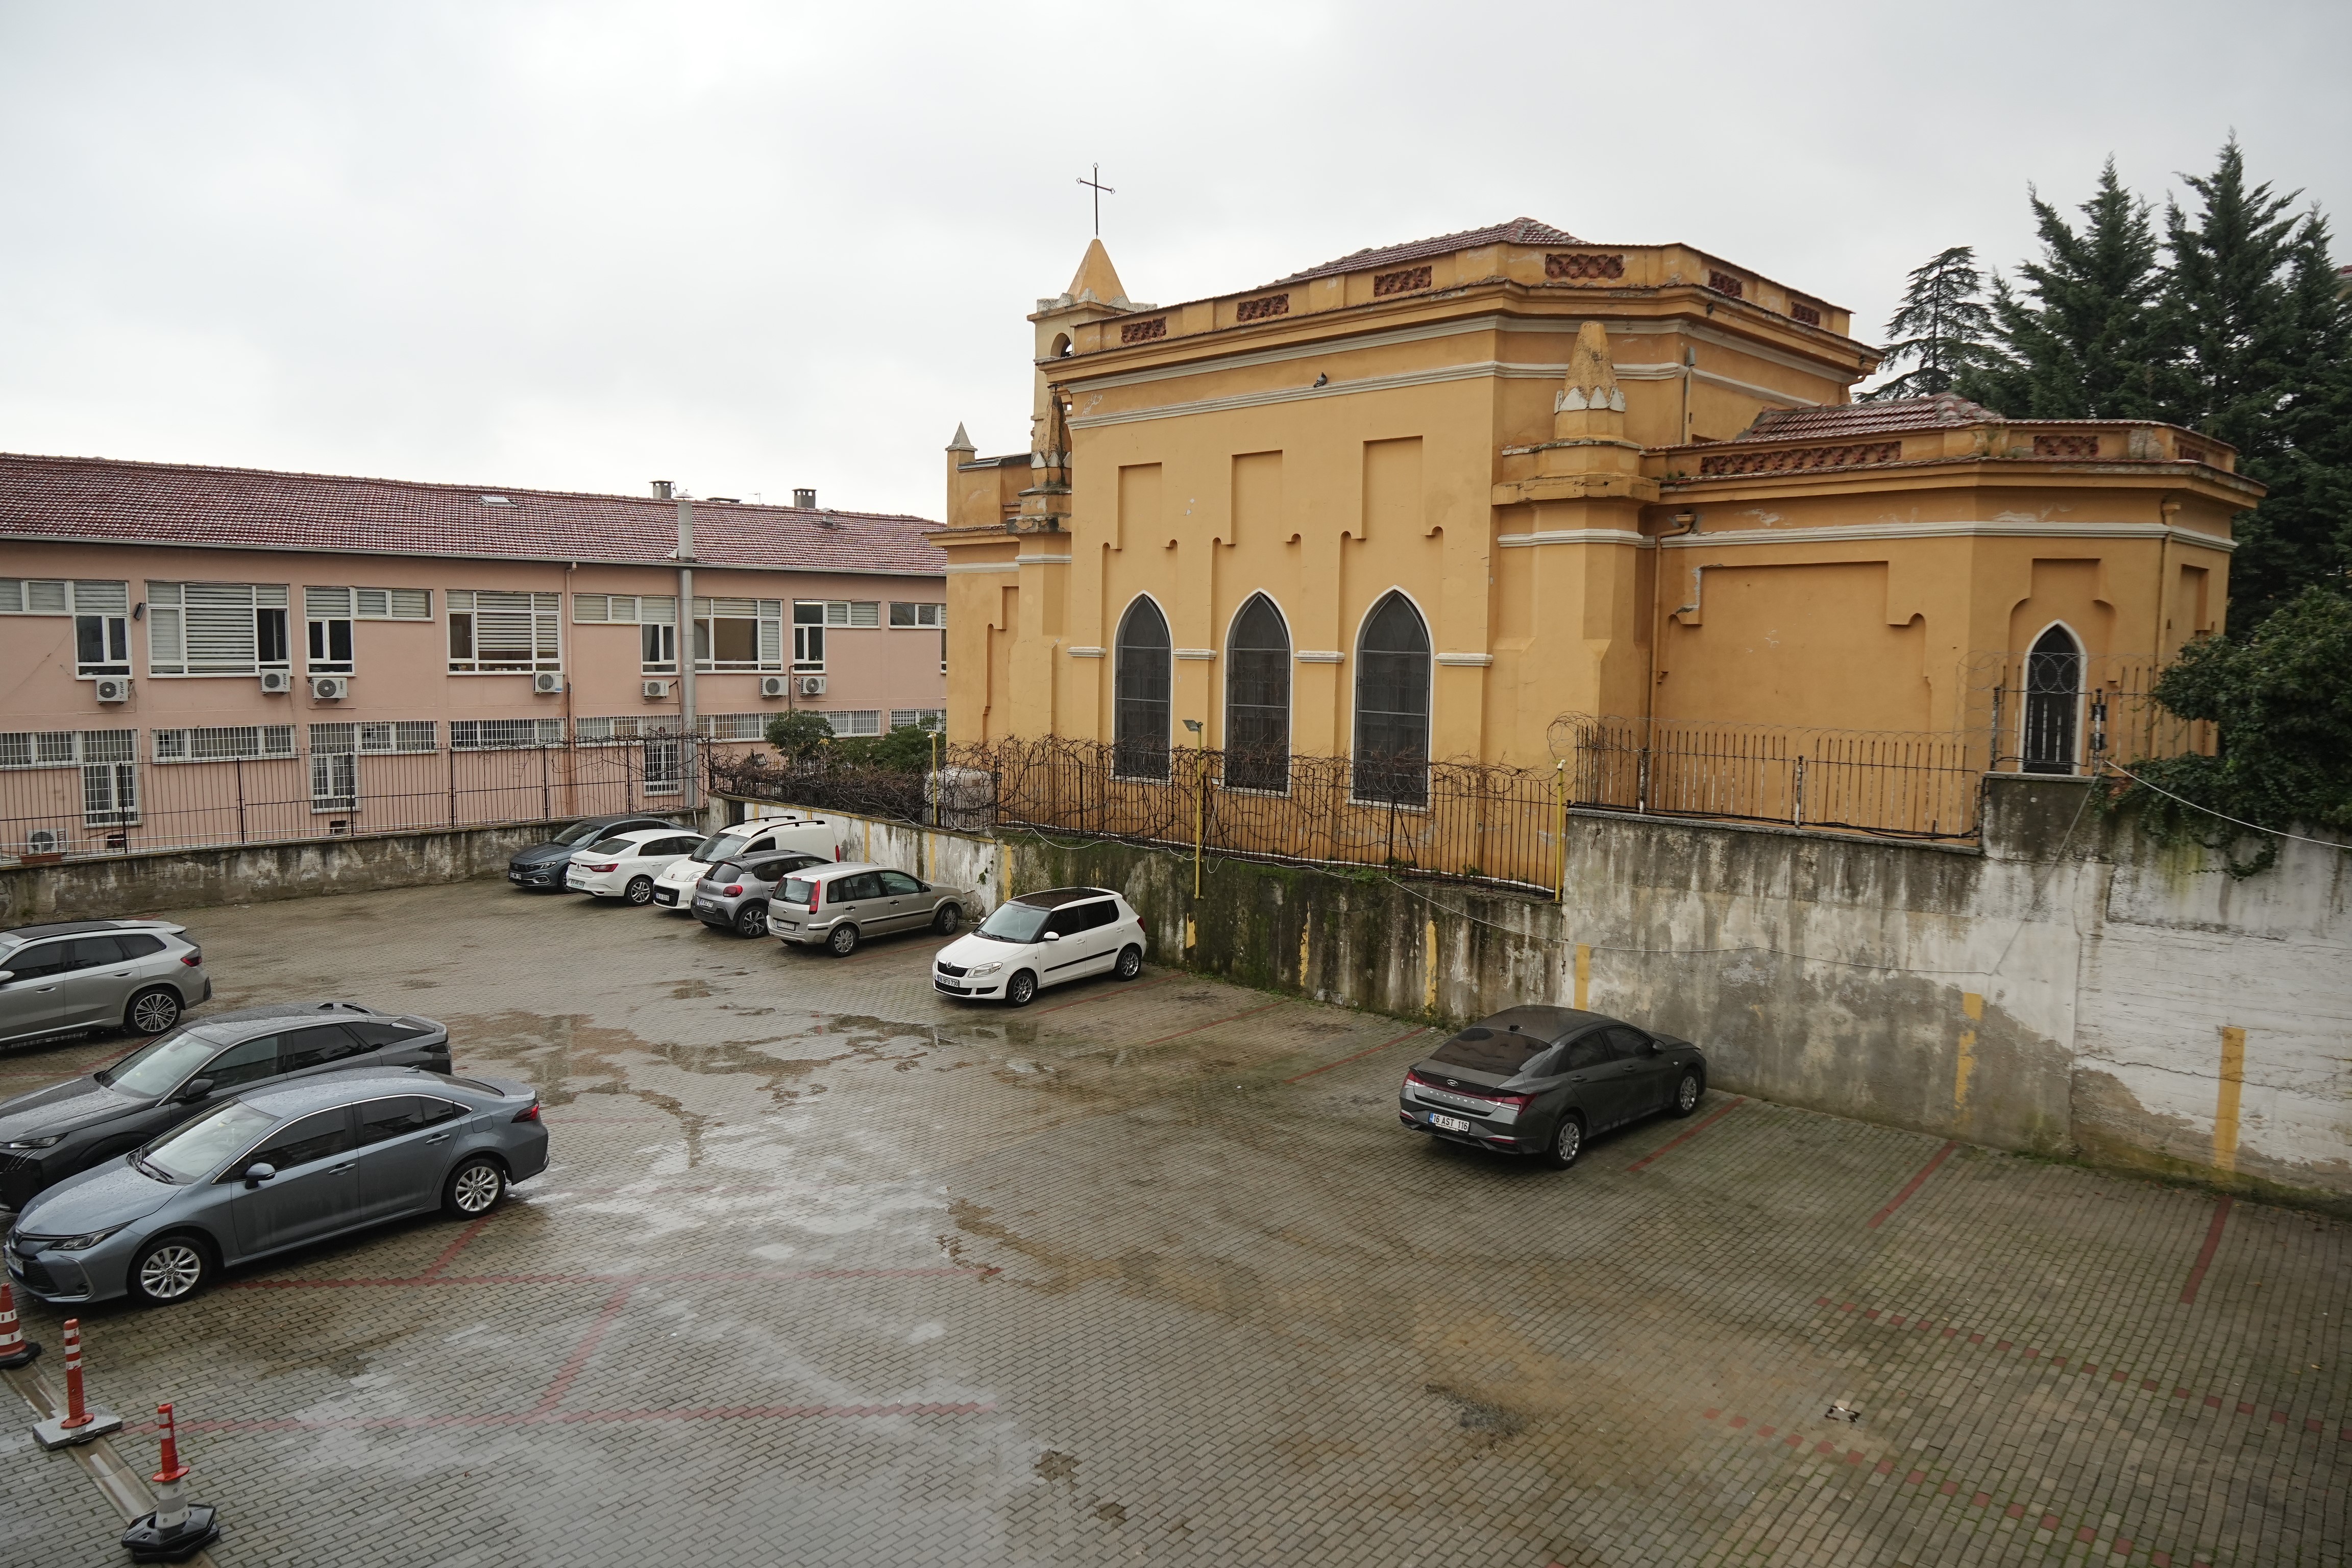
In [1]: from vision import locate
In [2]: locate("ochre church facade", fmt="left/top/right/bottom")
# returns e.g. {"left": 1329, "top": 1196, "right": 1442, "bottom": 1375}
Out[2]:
{"left": 933, "top": 218, "right": 2254, "bottom": 790}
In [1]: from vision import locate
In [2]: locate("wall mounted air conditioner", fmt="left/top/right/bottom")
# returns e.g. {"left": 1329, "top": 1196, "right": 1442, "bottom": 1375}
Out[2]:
{"left": 92, "top": 677, "right": 132, "bottom": 703}
{"left": 27, "top": 827, "right": 64, "bottom": 855}
{"left": 532, "top": 672, "right": 565, "bottom": 695}
{"left": 759, "top": 675, "right": 789, "bottom": 699}
{"left": 259, "top": 670, "right": 293, "bottom": 694}
{"left": 642, "top": 680, "right": 674, "bottom": 700}
{"left": 310, "top": 676, "right": 350, "bottom": 701}
{"left": 798, "top": 675, "right": 827, "bottom": 697}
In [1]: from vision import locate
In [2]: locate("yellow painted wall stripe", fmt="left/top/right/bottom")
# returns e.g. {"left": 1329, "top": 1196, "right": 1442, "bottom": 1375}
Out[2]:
{"left": 1574, "top": 944, "right": 1591, "bottom": 1011}
{"left": 2214, "top": 1025, "right": 2246, "bottom": 1173}
{"left": 1954, "top": 991, "right": 1982, "bottom": 1113}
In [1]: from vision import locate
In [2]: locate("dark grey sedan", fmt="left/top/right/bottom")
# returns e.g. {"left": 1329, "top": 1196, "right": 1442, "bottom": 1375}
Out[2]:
{"left": 0, "top": 1002, "right": 450, "bottom": 1212}
{"left": 1398, "top": 1006, "right": 1706, "bottom": 1168}
{"left": 5, "top": 1068, "right": 546, "bottom": 1306}
{"left": 506, "top": 813, "right": 679, "bottom": 890}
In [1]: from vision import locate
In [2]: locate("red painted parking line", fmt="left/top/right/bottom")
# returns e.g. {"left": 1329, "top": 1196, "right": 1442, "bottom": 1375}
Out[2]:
{"left": 535, "top": 1281, "right": 634, "bottom": 1414}
{"left": 1283, "top": 1026, "right": 1430, "bottom": 1084}
{"left": 2178, "top": 1196, "right": 2233, "bottom": 1305}
{"left": 1138, "top": 999, "right": 1285, "bottom": 1048}
{"left": 1865, "top": 1141, "right": 1956, "bottom": 1229}
{"left": 1027, "top": 972, "right": 1184, "bottom": 1016}
{"left": 419, "top": 1215, "right": 494, "bottom": 1279}
{"left": 1626, "top": 1096, "right": 1747, "bottom": 1171}
{"left": 163, "top": 1401, "right": 995, "bottom": 1433}
{"left": 227, "top": 1264, "right": 981, "bottom": 1291}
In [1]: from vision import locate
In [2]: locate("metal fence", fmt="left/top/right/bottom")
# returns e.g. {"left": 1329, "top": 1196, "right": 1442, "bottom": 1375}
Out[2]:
{"left": 1958, "top": 652, "right": 2209, "bottom": 775}
{"left": 1, "top": 737, "right": 741, "bottom": 864}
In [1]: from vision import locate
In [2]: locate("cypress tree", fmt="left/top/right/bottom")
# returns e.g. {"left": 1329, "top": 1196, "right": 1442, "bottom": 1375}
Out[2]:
{"left": 1865, "top": 246, "right": 1994, "bottom": 400}
{"left": 1960, "top": 160, "right": 2175, "bottom": 418}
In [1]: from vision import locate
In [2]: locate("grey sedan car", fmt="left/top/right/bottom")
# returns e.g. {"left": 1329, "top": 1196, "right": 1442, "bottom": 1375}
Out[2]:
{"left": 1, "top": 919, "right": 212, "bottom": 1049}
{"left": 0, "top": 1001, "right": 451, "bottom": 1212}
{"left": 6, "top": 1068, "right": 547, "bottom": 1306}
{"left": 769, "top": 862, "right": 974, "bottom": 956}
{"left": 1398, "top": 1006, "right": 1706, "bottom": 1168}
{"left": 691, "top": 850, "right": 828, "bottom": 938}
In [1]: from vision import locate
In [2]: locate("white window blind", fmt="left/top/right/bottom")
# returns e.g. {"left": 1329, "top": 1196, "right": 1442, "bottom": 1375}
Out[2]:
{"left": 0, "top": 580, "right": 120, "bottom": 616}
{"left": 147, "top": 581, "right": 289, "bottom": 675}
{"left": 448, "top": 591, "right": 561, "bottom": 673}
{"left": 822, "top": 601, "right": 880, "bottom": 628}
{"left": 304, "top": 585, "right": 427, "bottom": 620}
{"left": 151, "top": 726, "right": 296, "bottom": 763}
{"left": 574, "top": 594, "right": 677, "bottom": 625}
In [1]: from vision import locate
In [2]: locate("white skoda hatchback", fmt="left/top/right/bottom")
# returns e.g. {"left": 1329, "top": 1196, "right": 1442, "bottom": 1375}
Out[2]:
{"left": 564, "top": 827, "right": 706, "bottom": 903}
{"left": 932, "top": 887, "right": 1146, "bottom": 1006}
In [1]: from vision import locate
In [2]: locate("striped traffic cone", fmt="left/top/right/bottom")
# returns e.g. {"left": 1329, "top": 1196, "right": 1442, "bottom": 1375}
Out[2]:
{"left": 0, "top": 1280, "right": 39, "bottom": 1369}
{"left": 31, "top": 1317, "right": 121, "bottom": 1449}
{"left": 121, "top": 1402, "right": 221, "bottom": 1563}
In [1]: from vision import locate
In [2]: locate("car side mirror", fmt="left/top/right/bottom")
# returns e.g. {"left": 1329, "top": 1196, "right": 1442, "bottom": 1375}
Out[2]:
{"left": 179, "top": 1077, "right": 215, "bottom": 1102}
{"left": 0, "top": 971, "right": 13, "bottom": 984}
{"left": 1042, "top": 931, "right": 1061, "bottom": 942}
{"left": 1646, "top": 1039, "right": 1664, "bottom": 1055}
{"left": 242, "top": 1161, "right": 277, "bottom": 1186}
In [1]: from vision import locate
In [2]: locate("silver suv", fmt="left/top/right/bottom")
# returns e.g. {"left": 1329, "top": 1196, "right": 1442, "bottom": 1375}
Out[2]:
{"left": 0, "top": 921, "right": 211, "bottom": 1049}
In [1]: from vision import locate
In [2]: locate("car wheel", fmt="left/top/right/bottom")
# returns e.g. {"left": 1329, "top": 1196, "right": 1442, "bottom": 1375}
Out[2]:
{"left": 127, "top": 1234, "right": 210, "bottom": 1306}
{"left": 625, "top": 876, "right": 655, "bottom": 905}
{"left": 1113, "top": 944, "right": 1143, "bottom": 981}
{"left": 443, "top": 1157, "right": 506, "bottom": 1218}
{"left": 931, "top": 902, "right": 962, "bottom": 936}
{"left": 826, "top": 923, "right": 861, "bottom": 957}
{"left": 734, "top": 902, "right": 769, "bottom": 938}
{"left": 1669, "top": 1069, "right": 1704, "bottom": 1117}
{"left": 1542, "top": 1113, "right": 1585, "bottom": 1170}
{"left": 1004, "top": 970, "right": 1037, "bottom": 1007}
{"left": 124, "top": 986, "right": 182, "bottom": 1037}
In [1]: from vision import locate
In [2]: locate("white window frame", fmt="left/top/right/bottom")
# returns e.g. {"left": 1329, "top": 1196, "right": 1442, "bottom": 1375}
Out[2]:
{"left": 310, "top": 720, "right": 436, "bottom": 755}
{"left": 150, "top": 726, "right": 297, "bottom": 764}
{"left": 690, "top": 598, "right": 784, "bottom": 673}
{"left": 692, "top": 712, "right": 766, "bottom": 741}
{"left": 0, "top": 729, "right": 140, "bottom": 827}
{"left": 889, "top": 709, "right": 946, "bottom": 732}
{"left": 448, "top": 718, "right": 565, "bottom": 750}
{"left": 146, "top": 581, "right": 292, "bottom": 678}
{"left": 446, "top": 591, "right": 562, "bottom": 674}
{"left": 1, "top": 580, "right": 137, "bottom": 678}
{"left": 827, "top": 710, "right": 882, "bottom": 737}
{"left": 889, "top": 602, "right": 946, "bottom": 629}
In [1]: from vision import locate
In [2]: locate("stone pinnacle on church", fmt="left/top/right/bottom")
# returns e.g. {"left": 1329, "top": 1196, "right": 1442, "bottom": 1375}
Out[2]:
{"left": 1065, "top": 237, "right": 1129, "bottom": 308}
{"left": 1556, "top": 320, "right": 1625, "bottom": 415}
{"left": 947, "top": 422, "right": 974, "bottom": 454}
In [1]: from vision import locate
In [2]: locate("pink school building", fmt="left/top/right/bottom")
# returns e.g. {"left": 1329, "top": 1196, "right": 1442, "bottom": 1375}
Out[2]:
{"left": 0, "top": 453, "right": 948, "bottom": 859}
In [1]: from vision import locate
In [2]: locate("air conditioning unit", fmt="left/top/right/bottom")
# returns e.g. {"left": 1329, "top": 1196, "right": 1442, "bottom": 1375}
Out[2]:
{"left": 310, "top": 676, "right": 350, "bottom": 701}
{"left": 259, "top": 670, "right": 293, "bottom": 694}
{"left": 759, "top": 675, "right": 789, "bottom": 699}
{"left": 92, "top": 677, "right": 132, "bottom": 703}
{"left": 27, "top": 827, "right": 64, "bottom": 854}
{"left": 642, "top": 679, "right": 674, "bottom": 700}
{"left": 532, "top": 672, "right": 565, "bottom": 696}
{"left": 798, "top": 675, "right": 827, "bottom": 697}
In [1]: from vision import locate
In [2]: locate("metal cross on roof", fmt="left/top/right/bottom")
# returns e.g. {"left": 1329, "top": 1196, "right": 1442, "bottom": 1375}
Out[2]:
{"left": 1076, "top": 163, "right": 1114, "bottom": 237}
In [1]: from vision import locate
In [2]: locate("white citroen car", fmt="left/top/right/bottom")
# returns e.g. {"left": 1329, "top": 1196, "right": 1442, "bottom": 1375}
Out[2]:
{"left": 564, "top": 826, "right": 707, "bottom": 903}
{"left": 932, "top": 887, "right": 1147, "bottom": 1006}
{"left": 648, "top": 813, "right": 844, "bottom": 912}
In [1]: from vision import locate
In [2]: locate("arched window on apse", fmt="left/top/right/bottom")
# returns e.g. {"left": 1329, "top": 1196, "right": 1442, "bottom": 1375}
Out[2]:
{"left": 2022, "top": 624, "right": 2085, "bottom": 775}
{"left": 1352, "top": 591, "right": 1431, "bottom": 806}
{"left": 1113, "top": 597, "right": 1171, "bottom": 780}
{"left": 1223, "top": 594, "right": 1291, "bottom": 793}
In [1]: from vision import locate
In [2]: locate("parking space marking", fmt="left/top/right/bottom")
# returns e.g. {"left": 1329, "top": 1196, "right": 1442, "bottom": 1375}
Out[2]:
{"left": 1027, "top": 971, "right": 1184, "bottom": 1015}
{"left": 1137, "top": 999, "right": 1286, "bottom": 1049}
{"left": 534, "top": 1281, "right": 635, "bottom": 1414}
{"left": 228, "top": 1264, "right": 981, "bottom": 1290}
{"left": 1282, "top": 1026, "right": 1431, "bottom": 1084}
{"left": 2178, "top": 1195, "right": 2233, "bottom": 1304}
{"left": 418, "top": 1214, "right": 494, "bottom": 1278}
{"left": 1865, "top": 1139, "right": 1957, "bottom": 1229}
{"left": 1624, "top": 1095, "right": 1747, "bottom": 1171}
{"left": 163, "top": 1401, "right": 995, "bottom": 1433}
{"left": 1810, "top": 1294, "right": 2345, "bottom": 1441}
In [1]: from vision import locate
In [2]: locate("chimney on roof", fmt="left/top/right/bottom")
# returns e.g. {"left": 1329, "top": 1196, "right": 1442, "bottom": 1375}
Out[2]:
{"left": 793, "top": 487, "right": 817, "bottom": 509}
{"left": 650, "top": 480, "right": 674, "bottom": 500}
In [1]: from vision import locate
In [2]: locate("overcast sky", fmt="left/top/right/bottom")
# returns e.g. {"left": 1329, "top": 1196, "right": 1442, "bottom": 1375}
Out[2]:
{"left": 3, "top": 2, "right": 2345, "bottom": 522}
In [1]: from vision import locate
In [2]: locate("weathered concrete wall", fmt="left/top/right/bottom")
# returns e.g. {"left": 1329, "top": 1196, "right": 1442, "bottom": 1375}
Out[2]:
{"left": 746, "top": 778, "right": 2348, "bottom": 1210}
{"left": 0, "top": 820, "right": 673, "bottom": 924}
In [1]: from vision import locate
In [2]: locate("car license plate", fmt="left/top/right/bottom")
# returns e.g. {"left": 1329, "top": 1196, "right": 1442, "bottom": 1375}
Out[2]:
{"left": 693, "top": 899, "right": 716, "bottom": 912}
{"left": 508, "top": 871, "right": 524, "bottom": 881}
{"left": 776, "top": 920, "right": 799, "bottom": 931}
{"left": 1430, "top": 1113, "right": 1474, "bottom": 1134}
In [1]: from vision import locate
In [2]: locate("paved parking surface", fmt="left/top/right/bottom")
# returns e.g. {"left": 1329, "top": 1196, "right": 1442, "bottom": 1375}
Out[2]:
{"left": 3, "top": 878, "right": 2346, "bottom": 1567}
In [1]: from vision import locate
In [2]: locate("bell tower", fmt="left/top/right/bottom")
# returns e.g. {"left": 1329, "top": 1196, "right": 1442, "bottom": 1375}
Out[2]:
{"left": 1016, "top": 239, "right": 1148, "bottom": 534}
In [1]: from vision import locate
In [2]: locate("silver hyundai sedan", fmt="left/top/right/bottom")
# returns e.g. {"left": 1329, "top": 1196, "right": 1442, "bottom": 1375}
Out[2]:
{"left": 4, "top": 1068, "right": 547, "bottom": 1307}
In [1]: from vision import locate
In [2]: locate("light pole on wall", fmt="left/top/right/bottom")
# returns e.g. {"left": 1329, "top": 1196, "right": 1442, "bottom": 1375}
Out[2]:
{"left": 1183, "top": 718, "right": 1205, "bottom": 899}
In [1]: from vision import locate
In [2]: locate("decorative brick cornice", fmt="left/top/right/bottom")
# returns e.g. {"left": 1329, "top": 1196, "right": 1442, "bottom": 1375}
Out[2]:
{"left": 1545, "top": 253, "right": 1626, "bottom": 281}
{"left": 1236, "top": 293, "right": 1289, "bottom": 323}
{"left": 1696, "top": 441, "right": 1901, "bottom": 477}
{"left": 1373, "top": 265, "right": 1433, "bottom": 298}
{"left": 2033, "top": 434, "right": 2100, "bottom": 458}
{"left": 1119, "top": 316, "right": 1168, "bottom": 345}
{"left": 1706, "top": 270, "right": 1746, "bottom": 299}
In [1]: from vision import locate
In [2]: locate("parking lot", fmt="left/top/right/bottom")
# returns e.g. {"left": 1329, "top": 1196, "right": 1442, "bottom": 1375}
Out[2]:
{"left": 4, "top": 876, "right": 2347, "bottom": 1567}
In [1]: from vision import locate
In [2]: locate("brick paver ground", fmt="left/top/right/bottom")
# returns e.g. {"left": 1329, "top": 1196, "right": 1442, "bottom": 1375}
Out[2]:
{"left": 3, "top": 879, "right": 2344, "bottom": 1566}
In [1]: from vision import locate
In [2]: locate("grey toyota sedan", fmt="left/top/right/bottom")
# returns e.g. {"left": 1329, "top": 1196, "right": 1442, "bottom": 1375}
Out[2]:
{"left": 1398, "top": 1006, "right": 1706, "bottom": 1168}
{"left": 6, "top": 1068, "right": 547, "bottom": 1306}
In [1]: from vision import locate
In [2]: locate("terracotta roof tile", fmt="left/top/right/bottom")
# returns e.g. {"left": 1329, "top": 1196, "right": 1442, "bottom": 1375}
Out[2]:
{"left": 1276, "top": 217, "right": 1586, "bottom": 284}
{"left": 0, "top": 452, "right": 946, "bottom": 577}
{"left": 1733, "top": 394, "right": 2006, "bottom": 442}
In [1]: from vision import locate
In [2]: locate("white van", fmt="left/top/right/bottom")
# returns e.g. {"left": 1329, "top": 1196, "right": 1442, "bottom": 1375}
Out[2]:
{"left": 649, "top": 812, "right": 844, "bottom": 910}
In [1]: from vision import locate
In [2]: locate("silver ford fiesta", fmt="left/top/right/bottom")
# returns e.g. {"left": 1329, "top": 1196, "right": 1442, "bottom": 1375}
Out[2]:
{"left": 4, "top": 1068, "right": 547, "bottom": 1307}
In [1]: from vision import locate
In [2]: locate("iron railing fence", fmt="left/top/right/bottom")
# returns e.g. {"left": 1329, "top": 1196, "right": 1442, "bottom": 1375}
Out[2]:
{"left": 2, "top": 738, "right": 753, "bottom": 864}
{"left": 1546, "top": 716, "right": 1986, "bottom": 841}
{"left": 1958, "top": 652, "right": 2211, "bottom": 775}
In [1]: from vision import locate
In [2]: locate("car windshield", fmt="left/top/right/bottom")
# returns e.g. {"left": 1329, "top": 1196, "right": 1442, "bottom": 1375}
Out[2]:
{"left": 975, "top": 903, "right": 1051, "bottom": 943}
{"left": 551, "top": 820, "right": 608, "bottom": 847}
{"left": 695, "top": 831, "right": 752, "bottom": 864}
{"left": 139, "top": 1099, "right": 278, "bottom": 1183}
{"left": 96, "top": 1032, "right": 223, "bottom": 1097}
{"left": 1427, "top": 1025, "right": 1555, "bottom": 1076}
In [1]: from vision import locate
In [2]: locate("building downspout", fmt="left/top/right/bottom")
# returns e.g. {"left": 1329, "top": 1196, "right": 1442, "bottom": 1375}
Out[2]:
{"left": 676, "top": 493, "right": 697, "bottom": 812}
{"left": 1645, "top": 510, "right": 1702, "bottom": 762}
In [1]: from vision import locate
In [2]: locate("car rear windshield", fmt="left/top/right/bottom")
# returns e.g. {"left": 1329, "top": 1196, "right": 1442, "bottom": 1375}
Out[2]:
{"left": 706, "top": 862, "right": 746, "bottom": 882}
{"left": 587, "top": 838, "right": 638, "bottom": 855}
{"left": 98, "top": 1032, "right": 224, "bottom": 1098}
{"left": 140, "top": 1099, "right": 278, "bottom": 1183}
{"left": 975, "top": 903, "right": 1051, "bottom": 943}
{"left": 1427, "top": 1025, "right": 1554, "bottom": 1076}
{"left": 779, "top": 876, "right": 817, "bottom": 905}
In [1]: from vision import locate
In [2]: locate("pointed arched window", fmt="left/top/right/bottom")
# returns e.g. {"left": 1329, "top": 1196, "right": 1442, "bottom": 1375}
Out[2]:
{"left": 1224, "top": 594, "right": 1291, "bottom": 793}
{"left": 2022, "top": 624, "right": 2084, "bottom": 774}
{"left": 1352, "top": 591, "right": 1431, "bottom": 805}
{"left": 1113, "top": 597, "right": 1171, "bottom": 780}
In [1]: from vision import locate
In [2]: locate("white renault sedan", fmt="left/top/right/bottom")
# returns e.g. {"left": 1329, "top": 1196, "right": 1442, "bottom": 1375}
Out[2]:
{"left": 564, "top": 827, "right": 706, "bottom": 904}
{"left": 932, "top": 886, "right": 1146, "bottom": 1006}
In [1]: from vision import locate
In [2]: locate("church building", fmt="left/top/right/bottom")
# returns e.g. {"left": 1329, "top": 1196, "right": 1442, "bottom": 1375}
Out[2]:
{"left": 933, "top": 219, "right": 2254, "bottom": 799}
